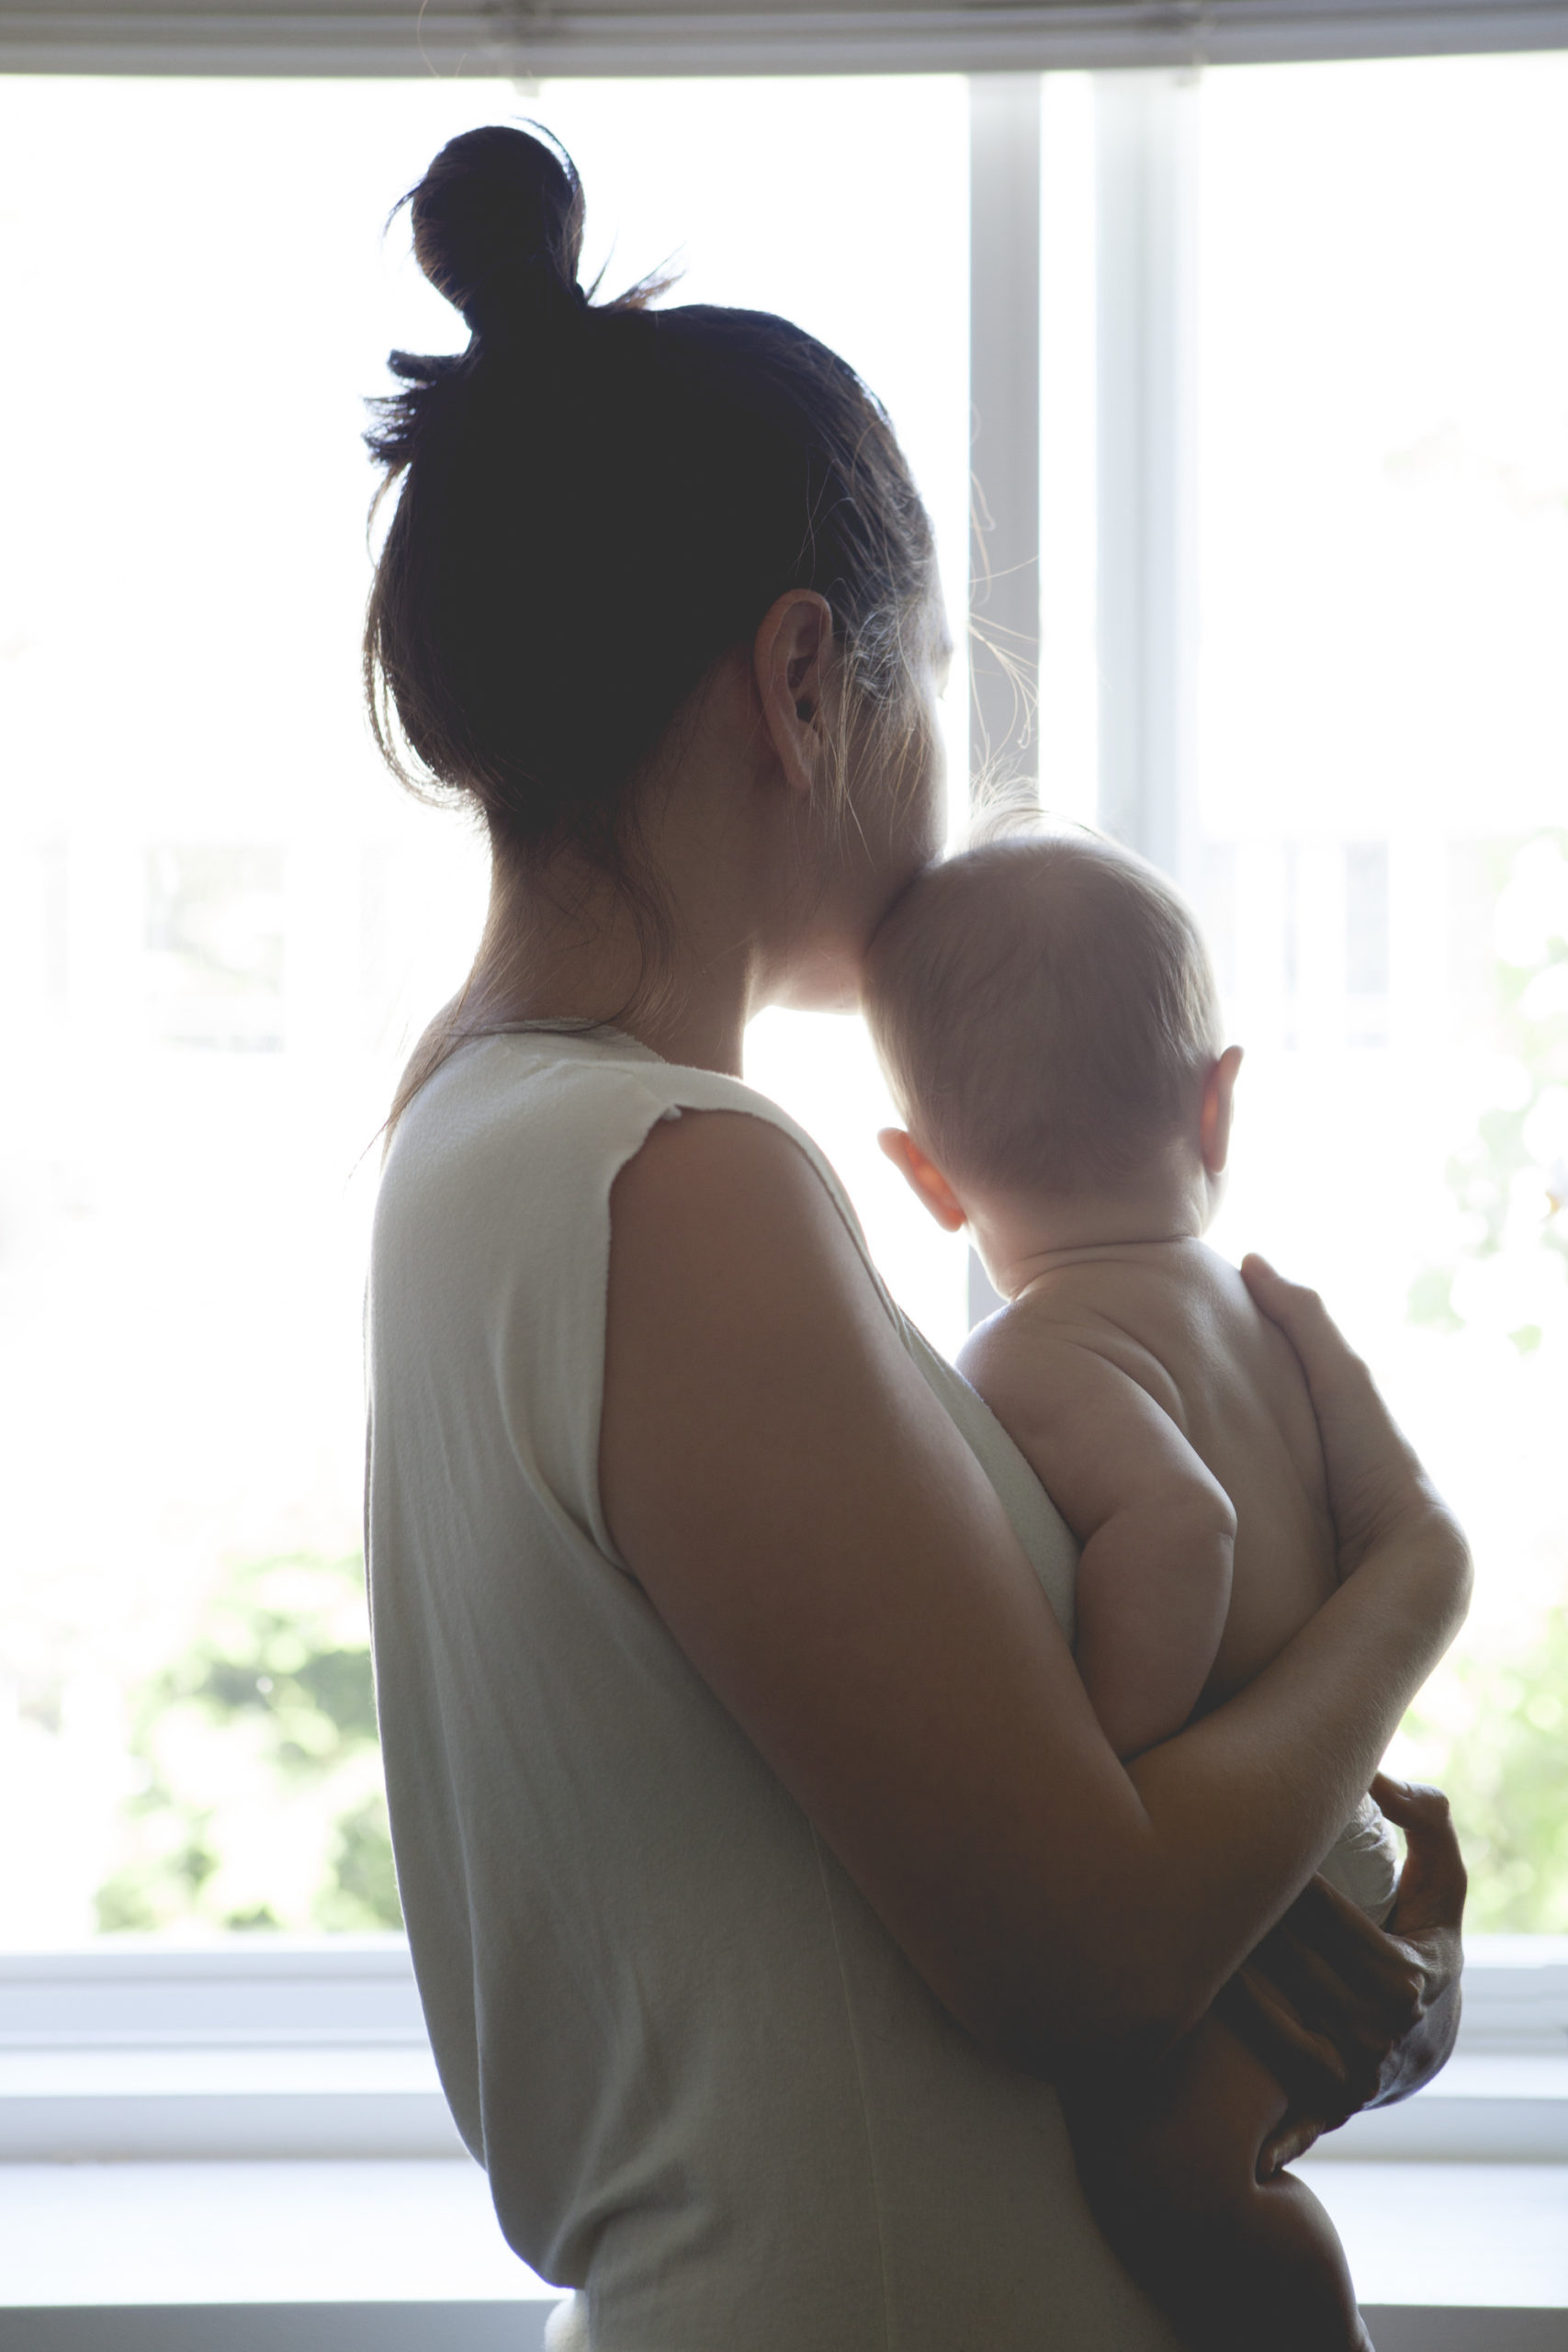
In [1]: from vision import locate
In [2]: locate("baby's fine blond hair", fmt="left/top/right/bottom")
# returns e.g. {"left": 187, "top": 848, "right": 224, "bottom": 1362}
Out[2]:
{"left": 863, "top": 832, "right": 1222, "bottom": 1198}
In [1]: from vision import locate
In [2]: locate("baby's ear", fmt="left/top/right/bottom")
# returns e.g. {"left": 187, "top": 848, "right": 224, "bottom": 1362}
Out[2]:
{"left": 1200, "top": 1045, "right": 1245, "bottom": 1176}
{"left": 877, "top": 1128, "right": 969, "bottom": 1233}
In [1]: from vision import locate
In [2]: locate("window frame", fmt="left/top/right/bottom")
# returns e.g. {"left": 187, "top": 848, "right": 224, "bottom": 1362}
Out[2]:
{"left": 1, "top": 1932, "right": 1563, "bottom": 2163}
{"left": 4, "top": 2, "right": 1568, "bottom": 78}
{"left": 0, "top": 28, "right": 1564, "bottom": 2177}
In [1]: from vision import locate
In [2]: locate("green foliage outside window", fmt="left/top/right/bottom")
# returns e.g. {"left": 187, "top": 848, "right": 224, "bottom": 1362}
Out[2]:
{"left": 1404, "top": 830, "right": 1568, "bottom": 1932}
{"left": 1408, "top": 831, "right": 1568, "bottom": 1341}
{"left": 95, "top": 1551, "right": 400, "bottom": 1935}
{"left": 1406, "top": 1607, "right": 1568, "bottom": 1934}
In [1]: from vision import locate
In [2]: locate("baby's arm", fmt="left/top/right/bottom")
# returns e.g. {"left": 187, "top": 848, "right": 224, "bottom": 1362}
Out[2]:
{"left": 962, "top": 1325, "right": 1235, "bottom": 1758}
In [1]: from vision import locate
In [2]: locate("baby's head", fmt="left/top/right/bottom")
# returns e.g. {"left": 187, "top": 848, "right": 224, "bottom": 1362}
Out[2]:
{"left": 863, "top": 832, "right": 1240, "bottom": 1273}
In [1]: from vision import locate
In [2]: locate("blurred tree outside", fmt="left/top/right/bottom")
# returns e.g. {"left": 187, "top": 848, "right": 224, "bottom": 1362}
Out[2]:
{"left": 1405, "top": 1605, "right": 1568, "bottom": 1933}
{"left": 1404, "top": 829, "right": 1568, "bottom": 1931}
{"left": 95, "top": 1551, "right": 400, "bottom": 1934}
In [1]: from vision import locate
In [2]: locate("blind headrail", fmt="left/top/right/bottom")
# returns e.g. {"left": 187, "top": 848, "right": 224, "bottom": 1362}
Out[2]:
{"left": 2, "top": 3, "right": 1567, "bottom": 78}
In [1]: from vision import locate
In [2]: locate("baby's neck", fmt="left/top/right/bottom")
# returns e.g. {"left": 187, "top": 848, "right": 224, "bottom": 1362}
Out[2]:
{"left": 968, "top": 1164, "right": 1215, "bottom": 1303}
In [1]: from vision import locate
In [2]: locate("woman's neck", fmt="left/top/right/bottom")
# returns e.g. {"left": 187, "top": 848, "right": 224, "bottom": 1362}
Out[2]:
{"left": 463, "top": 875, "right": 751, "bottom": 1077}
{"left": 463, "top": 751, "right": 812, "bottom": 1077}
{"left": 427, "top": 656, "right": 886, "bottom": 1084}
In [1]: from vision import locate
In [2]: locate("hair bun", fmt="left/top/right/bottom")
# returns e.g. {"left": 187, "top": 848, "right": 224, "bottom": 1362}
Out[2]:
{"left": 410, "top": 124, "right": 587, "bottom": 339}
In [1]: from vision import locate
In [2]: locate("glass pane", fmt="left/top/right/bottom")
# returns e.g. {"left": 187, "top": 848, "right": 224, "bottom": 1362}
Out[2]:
{"left": 1197, "top": 53, "right": 1568, "bottom": 1929}
{"left": 0, "top": 74, "right": 969, "bottom": 1940}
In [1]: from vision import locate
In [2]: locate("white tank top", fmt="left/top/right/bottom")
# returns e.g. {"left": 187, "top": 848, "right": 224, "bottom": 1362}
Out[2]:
{"left": 367, "top": 1028, "right": 1182, "bottom": 2350}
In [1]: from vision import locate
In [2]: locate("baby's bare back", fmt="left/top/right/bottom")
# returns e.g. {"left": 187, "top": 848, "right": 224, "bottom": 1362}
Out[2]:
{"left": 965, "top": 1241, "right": 1337, "bottom": 1711}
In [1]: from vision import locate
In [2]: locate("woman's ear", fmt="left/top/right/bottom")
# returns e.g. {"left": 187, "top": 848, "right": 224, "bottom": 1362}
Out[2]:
{"left": 753, "top": 591, "right": 834, "bottom": 797}
{"left": 877, "top": 1128, "right": 968, "bottom": 1232}
{"left": 1200, "top": 1044, "right": 1245, "bottom": 1176}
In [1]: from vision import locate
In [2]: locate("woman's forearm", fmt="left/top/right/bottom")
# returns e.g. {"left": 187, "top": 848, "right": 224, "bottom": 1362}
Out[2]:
{"left": 1071, "top": 1261, "right": 1476, "bottom": 2054}
{"left": 1106, "top": 1515, "right": 1470, "bottom": 2044}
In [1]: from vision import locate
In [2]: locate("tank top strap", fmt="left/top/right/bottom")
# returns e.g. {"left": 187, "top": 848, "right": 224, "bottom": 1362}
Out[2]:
{"left": 605, "top": 1052, "right": 903, "bottom": 1322}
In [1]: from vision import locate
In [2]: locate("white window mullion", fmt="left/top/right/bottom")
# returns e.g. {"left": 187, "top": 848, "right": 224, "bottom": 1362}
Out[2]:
{"left": 967, "top": 71, "right": 1043, "bottom": 810}
{"left": 966, "top": 71, "right": 1042, "bottom": 1329}
{"left": 1092, "top": 68, "right": 1201, "bottom": 889}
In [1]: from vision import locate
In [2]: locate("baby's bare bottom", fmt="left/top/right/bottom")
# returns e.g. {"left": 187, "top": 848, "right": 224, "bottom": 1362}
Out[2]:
{"left": 1065, "top": 2018, "right": 1375, "bottom": 2352}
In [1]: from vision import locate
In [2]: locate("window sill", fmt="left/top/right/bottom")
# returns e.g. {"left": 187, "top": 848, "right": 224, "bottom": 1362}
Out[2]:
{"left": 3, "top": 1931, "right": 1563, "bottom": 2165}
{"left": 3, "top": 1938, "right": 1561, "bottom": 2342}
{"left": 0, "top": 1947, "right": 1561, "bottom": 2333}
{"left": 0, "top": 1938, "right": 461, "bottom": 2161}
{"left": 0, "top": 2156, "right": 558, "bottom": 2315}
{"left": 0, "top": 2156, "right": 1562, "bottom": 2349}
{"left": 0, "top": 1933, "right": 1565, "bottom": 2348}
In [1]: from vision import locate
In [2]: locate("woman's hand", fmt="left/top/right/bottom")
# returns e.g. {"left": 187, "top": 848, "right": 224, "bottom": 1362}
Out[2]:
{"left": 1215, "top": 1775, "right": 1467, "bottom": 2172}
{"left": 1363, "top": 1774, "right": 1468, "bottom": 2105}
{"left": 1242, "top": 1255, "right": 1471, "bottom": 1602}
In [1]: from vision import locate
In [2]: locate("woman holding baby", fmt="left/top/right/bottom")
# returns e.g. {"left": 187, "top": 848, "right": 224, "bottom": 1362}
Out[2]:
{"left": 364, "top": 126, "right": 1469, "bottom": 2351}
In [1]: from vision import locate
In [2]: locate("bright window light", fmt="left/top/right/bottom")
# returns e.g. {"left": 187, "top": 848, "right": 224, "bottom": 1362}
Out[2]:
{"left": 0, "top": 73, "right": 969, "bottom": 1941}
{"left": 1196, "top": 52, "right": 1568, "bottom": 1929}
{"left": 3, "top": 51, "right": 1562, "bottom": 1949}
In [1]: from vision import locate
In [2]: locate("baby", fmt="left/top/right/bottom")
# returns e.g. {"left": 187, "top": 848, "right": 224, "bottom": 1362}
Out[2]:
{"left": 863, "top": 831, "right": 1399, "bottom": 2352}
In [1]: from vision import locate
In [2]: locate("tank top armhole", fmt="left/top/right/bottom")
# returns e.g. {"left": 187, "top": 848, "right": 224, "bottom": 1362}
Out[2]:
{"left": 555, "top": 1056, "right": 904, "bottom": 1573}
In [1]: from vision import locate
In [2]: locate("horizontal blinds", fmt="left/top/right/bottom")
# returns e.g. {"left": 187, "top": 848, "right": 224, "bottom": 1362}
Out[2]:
{"left": 2, "top": 1, "right": 1566, "bottom": 75}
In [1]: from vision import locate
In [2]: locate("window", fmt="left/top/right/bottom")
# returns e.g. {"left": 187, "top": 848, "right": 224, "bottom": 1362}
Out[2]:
{"left": 0, "top": 20, "right": 1562, "bottom": 2086}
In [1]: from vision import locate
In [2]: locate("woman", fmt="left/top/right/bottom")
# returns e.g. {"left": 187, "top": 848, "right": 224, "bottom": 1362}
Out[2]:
{"left": 364, "top": 125, "right": 1468, "bottom": 2350}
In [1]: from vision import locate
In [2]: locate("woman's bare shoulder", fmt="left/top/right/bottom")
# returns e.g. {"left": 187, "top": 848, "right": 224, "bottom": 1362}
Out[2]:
{"left": 606, "top": 1098, "right": 894, "bottom": 1341}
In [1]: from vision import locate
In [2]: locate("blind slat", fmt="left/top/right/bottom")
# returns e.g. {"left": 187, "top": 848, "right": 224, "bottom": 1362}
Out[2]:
{"left": 2, "top": 1, "right": 1565, "bottom": 75}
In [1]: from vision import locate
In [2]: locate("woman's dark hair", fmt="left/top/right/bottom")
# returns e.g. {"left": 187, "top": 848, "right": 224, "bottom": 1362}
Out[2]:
{"left": 364, "top": 124, "right": 936, "bottom": 1107}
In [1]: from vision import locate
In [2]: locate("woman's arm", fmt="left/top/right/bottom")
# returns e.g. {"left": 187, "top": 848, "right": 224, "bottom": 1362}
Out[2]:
{"left": 600, "top": 1114, "right": 1470, "bottom": 2077}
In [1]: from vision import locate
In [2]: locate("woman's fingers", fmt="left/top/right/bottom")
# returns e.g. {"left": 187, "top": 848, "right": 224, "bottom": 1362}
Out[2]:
{"left": 1214, "top": 1961, "right": 1360, "bottom": 2123}
{"left": 1217, "top": 1819, "right": 1468, "bottom": 2145}
{"left": 1258, "top": 1885, "right": 1425, "bottom": 2065}
{"left": 1362, "top": 1778, "right": 1466, "bottom": 2104}
{"left": 1215, "top": 1874, "right": 1401, "bottom": 2120}
{"left": 1215, "top": 1859, "right": 1453, "bottom": 2132}
{"left": 1240, "top": 1254, "right": 1466, "bottom": 1585}
{"left": 1240, "top": 1255, "right": 1396, "bottom": 1567}
{"left": 1372, "top": 1774, "right": 1468, "bottom": 1938}
{"left": 1254, "top": 1923, "right": 1416, "bottom": 2093}
{"left": 1259, "top": 2113, "right": 1325, "bottom": 2177}
{"left": 1240, "top": 1257, "right": 1359, "bottom": 1396}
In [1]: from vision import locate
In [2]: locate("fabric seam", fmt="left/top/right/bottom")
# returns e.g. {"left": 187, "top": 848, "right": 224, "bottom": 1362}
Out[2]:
{"left": 810, "top": 1823, "right": 897, "bottom": 2352}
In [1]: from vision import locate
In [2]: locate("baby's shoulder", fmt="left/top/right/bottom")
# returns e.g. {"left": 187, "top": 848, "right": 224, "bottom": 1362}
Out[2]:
{"left": 958, "top": 1282, "right": 1185, "bottom": 1427}
{"left": 1145, "top": 1247, "right": 1325, "bottom": 1476}
{"left": 1174, "top": 1246, "right": 1311, "bottom": 1386}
